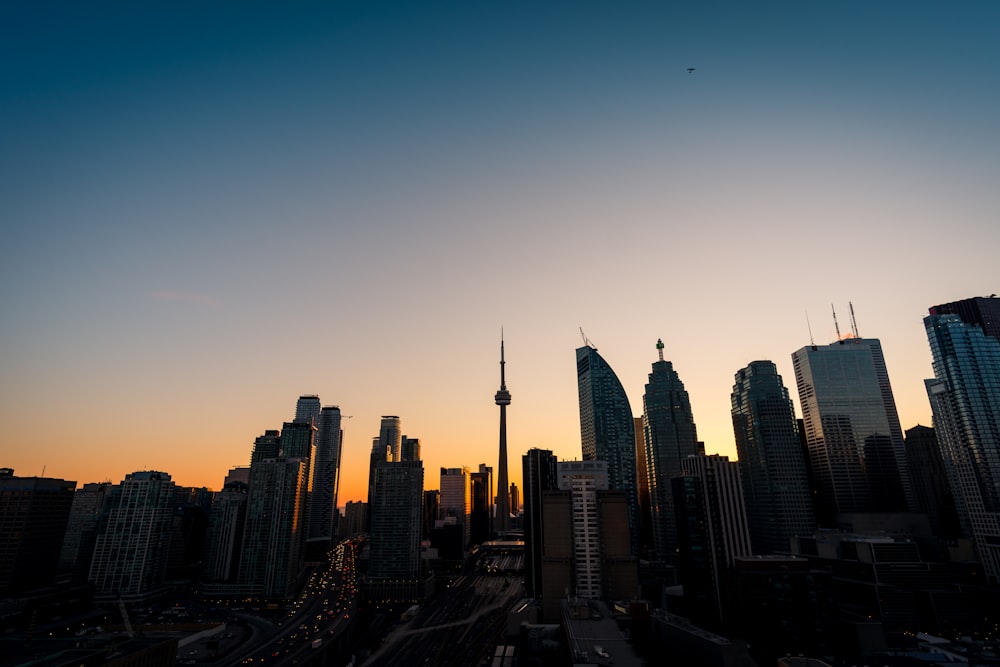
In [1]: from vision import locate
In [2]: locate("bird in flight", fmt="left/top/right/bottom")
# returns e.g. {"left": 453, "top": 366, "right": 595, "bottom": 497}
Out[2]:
{"left": 687, "top": 67, "right": 696, "bottom": 74}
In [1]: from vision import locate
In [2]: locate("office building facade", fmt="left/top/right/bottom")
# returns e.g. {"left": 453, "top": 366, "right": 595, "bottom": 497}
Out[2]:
{"left": 89, "top": 471, "right": 176, "bottom": 601}
{"left": 924, "top": 308, "right": 1000, "bottom": 582}
{"left": 309, "top": 405, "right": 344, "bottom": 542}
{"left": 731, "top": 360, "right": 815, "bottom": 554}
{"left": 792, "top": 337, "right": 913, "bottom": 522}
{"left": 643, "top": 339, "right": 703, "bottom": 561}
{"left": 577, "top": 344, "right": 640, "bottom": 556}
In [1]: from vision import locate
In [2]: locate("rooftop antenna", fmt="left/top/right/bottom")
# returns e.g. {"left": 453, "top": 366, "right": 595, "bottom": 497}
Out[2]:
{"left": 849, "top": 301, "right": 860, "bottom": 338}
{"left": 831, "top": 303, "right": 842, "bottom": 342}
{"left": 806, "top": 311, "right": 815, "bottom": 346}
{"left": 579, "top": 327, "right": 595, "bottom": 349}
{"left": 656, "top": 338, "right": 665, "bottom": 361}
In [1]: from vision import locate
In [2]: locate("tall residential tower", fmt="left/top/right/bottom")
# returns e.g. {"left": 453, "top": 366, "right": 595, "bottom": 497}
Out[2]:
{"left": 924, "top": 298, "right": 1000, "bottom": 582}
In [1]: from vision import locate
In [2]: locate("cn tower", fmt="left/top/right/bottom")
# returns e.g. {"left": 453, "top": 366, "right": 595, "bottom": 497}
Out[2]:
{"left": 495, "top": 335, "right": 511, "bottom": 535}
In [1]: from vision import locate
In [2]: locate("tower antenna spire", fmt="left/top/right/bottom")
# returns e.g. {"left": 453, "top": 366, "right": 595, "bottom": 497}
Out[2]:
{"left": 832, "top": 303, "right": 842, "bottom": 342}
{"left": 579, "top": 327, "right": 596, "bottom": 349}
{"left": 656, "top": 338, "right": 665, "bottom": 362}
{"left": 806, "top": 311, "right": 815, "bottom": 346}
{"left": 849, "top": 301, "right": 860, "bottom": 338}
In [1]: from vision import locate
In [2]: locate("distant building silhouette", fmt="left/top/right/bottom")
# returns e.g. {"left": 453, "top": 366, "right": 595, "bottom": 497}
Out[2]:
{"left": 642, "top": 339, "right": 703, "bottom": 562}
{"left": 294, "top": 394, "right": 321, "bottom": 425}
{"left": 523, "top": 448, "right": 558, "bottom": 599}
{"left": 202, "top": 480, "right": 249, "bottom": 586}
{"left": 237, "top": 424, "right": 312, "bottom": 598}
{"left": 440, "top": 466, "right": 471, "bottom": 546}
{"left": 59, "top": 481, "right": 112, "bottom": 583}
{"left": 577, "top": 343, "right": 640, "bottom": 556}
{"left": 368, "top": 458, "right": 425, "bottom": 604}
{"left": 470, "top": 464, "right": 493, "bottom": 546}
{"left": 0, "top": 472, "right": 76, "bottom": 595}
{"left": 309, "top": 405, "right": 344, "bottom": 543}
{"left": 792, "top": 337, "right": 913, "bottom": 523}
{"left": 731, "top": 360, "right": 815, "bottom": 554}
{"left": 673, "top": 454, "right": 752, "bottom": 629}
{"left": 400, "top": 435, "right": 420, "bottom": 462}
{"left": 89, "top": 471, "right": 175, "bottom": 602}
{"left": 904, "top": 425, "right": 960, "bottom": 540}
{"left": 379, "top": 416, "right": 402, "bottom": 463}
{"left": 925, "top": 302, "right": 1000, "bottom": 582}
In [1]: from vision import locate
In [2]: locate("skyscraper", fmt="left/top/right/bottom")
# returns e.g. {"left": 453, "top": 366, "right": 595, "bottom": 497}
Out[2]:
{"left": 924, "top": 305, "right": 1000, "bottom": 582}
{"left": 904, "top": 425, "right": 960, "bottom": 540}
{"left": 309, "top": 405, "right": 344, "bottom": 542}
{"left": 673, "top": 454, "right": 753, "bottom": 628}
{"left": 731, "top": 360, "right": 815, "bottom": 554}
{"left": 400, "top": 435, "right": 421, "bottom": 462}
{"left": 929, "top": 296, "right": 1000, "bottom": 342}
{"left": 523, "top": 448, "right": 558, "bottom": 598}
{"left": 792, "top": 337, "right": 913, "bottom": 522}
{"left": 237, "top": 425, "right": 312, "bottom": 597}
{"left": 89, "top": 471, "right": 176, "bottom": 601}
{"left": 440, "top": 466, "right": 471, "bottom": 546}
{"left": 495, "top": 337, "right": 513, "bottom": 535}
{"left": 202, "top": 480, "right": 249, "bottom": 586}
{"left": 0, "top": 473, "right": 76, "bottom": 595}
{"left": 642, "top": 338, "right": 702, "bottom": 561}
{"left": 379, "top": 416, "right": 402, "bottom": 462}
{"left": 368, "top": 458, "right": 424, "bottom": 602}
{"left": 577, "top": 343, "right": 640, "bottom": 556}
{"left": 470, "top": 464, "right": 493, "bottom": 546}
{"left": 294, "top": 394, "right": 322, "bottom": 425}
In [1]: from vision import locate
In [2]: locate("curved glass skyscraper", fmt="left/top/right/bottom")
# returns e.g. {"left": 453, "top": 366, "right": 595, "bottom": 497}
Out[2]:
{"left": 577, "top": 344, "right": 639, "bottom": 556}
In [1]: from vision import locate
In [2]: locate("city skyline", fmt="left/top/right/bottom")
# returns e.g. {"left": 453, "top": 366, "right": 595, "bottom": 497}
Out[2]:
{"left": 2, "top": 3, "right": 998, "bottom": 501}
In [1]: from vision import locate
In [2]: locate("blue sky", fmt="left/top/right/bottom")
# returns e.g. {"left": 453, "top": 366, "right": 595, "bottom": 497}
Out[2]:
{"left": 2, "top": 1, "right": 998, "bottom": 497}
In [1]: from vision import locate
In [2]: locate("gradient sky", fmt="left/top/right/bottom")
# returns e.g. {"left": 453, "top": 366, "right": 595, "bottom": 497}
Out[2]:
{"left": 2, "top": 1, "right": 998, "bottom": 506}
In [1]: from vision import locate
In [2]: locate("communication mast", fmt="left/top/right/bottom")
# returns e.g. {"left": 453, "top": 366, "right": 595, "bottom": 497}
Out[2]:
{"left": 831, "top": 304, "right": 842, "bottom": 341}
{"left": 849, "top": 301, "right": 860, "bottom": 338}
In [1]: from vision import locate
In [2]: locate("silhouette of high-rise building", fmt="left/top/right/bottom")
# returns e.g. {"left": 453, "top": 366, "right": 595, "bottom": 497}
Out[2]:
{"left": 440, "top": 466, "right": 471, "bottom": 546}
{"left": 237, "top": 424, "right": 311, "bottom": 598}
{"left": 89, "top": 471, "right": 176, "bottom": 602}
{"left": 294, "top": 394, "right": 321, "bottom": 425}
{"left": 379, "top": 416, "right": 402, "bottom": 462}
{"left": 731, "top": 360, "right": 815, "bottom": 554}
{"left": 470, "top": 464, "right": 493, "bottom": 546}
{"left": 367, "top": 435, "right": 390, "bottom": 532}
{"left": 509, "top": 482, "right": 519, "bottom": 516}
{"left": 577, "top": 343, "right": 640, "bottom": 556}
{"left": 368, "top": 458, "right": 424, "bottom": 603}
{"left": 539, "top": 460, "right": 637, "bottom": 620}
{"left": 904, "top": 425, "right": 960, "bottom": 540}
{"left": 924, "top": 303, "right": 1000, "bottom": 582}
{"left": 202, "top": 480, "right": 249, "bottom": 586}
{"left": 495, "top": 337, "right": 512, "bottom": 535}
{"left": 673, "top": 454, "right": 752, "bottom": 629}
{"left": 523, "top": 448, "right": 558, "bottom": 598}
{"left": 309, "top": 405, "right": 343, "bottom": 542}
{"left": 634, "top": 416, "right": 653, "bottom": 555}
{"left": 929, "top": 296, "right": 1000, "bottom": 342}
{"left": 0, "top": 472, "right": 76, "bottom": 595}
{"left": 642, "top": 338, "right": 702, "bottom": 561}
{"left": 792, "top": 336, "right": 913, "bottom": 523}
{"left": 400, "top": 435, "right": 420, "bottom": 462}
{"left": 59, "top": 481, "right": 112, "bottom": 582}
